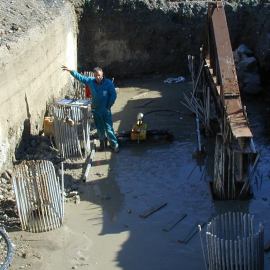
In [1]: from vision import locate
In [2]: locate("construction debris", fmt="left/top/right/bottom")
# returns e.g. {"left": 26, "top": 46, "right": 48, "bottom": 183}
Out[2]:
{"left": 177, "top": 221, "right": 206, "bottom": 244}
{"left": 162, "top": 213, "right": 187, "bottom": 232}
{"left": 139, "top": 202, "right": 167, "bottom": 219}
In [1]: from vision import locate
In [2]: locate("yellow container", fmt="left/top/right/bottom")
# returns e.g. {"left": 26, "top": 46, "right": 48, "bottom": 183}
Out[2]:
{"left": 131, "top": 123, "right": 147, "bottom": 141}
{"left": 43, "top": 116, "right": 54, "bottom": 136}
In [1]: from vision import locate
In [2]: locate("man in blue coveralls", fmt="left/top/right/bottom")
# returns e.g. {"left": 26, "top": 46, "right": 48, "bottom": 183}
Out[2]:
{"left": 62, "top": 65, "right": 119, "bottom": 153}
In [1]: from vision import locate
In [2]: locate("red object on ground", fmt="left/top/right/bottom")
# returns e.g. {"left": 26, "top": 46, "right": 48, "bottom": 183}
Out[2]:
{"left": 85, "top": 85, "right": 92, "bottom": 98}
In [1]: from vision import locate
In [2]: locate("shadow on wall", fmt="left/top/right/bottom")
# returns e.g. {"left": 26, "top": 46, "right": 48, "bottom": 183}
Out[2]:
{"left": 14, "top": 95, "right": 61, "bottom": 163}
{"left": 15, "top": 94, "right": 32, "bottom": 160}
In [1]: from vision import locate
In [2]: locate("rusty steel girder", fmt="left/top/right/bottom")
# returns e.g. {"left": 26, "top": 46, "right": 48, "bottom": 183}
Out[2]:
{"left": 206, "top": 2, "right": 252, "bottom": 140}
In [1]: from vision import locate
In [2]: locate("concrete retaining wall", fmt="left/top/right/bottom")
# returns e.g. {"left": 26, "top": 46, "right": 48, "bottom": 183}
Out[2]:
{"left": 0, "top": 3, "right": 77, "bottom": 171}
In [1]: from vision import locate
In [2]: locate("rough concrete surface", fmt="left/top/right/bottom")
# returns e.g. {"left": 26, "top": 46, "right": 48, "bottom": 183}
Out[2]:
{"left": 8, "top": 77, "right": 270, "bottom": 269}
{"left": 0, "top": 0, "right": 77, "bottom": 170}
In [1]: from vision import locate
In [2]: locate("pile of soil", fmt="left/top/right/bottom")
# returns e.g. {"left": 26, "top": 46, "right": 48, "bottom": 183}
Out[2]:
{"left": 0, "top": 0, "right": 65, "bottom": 49}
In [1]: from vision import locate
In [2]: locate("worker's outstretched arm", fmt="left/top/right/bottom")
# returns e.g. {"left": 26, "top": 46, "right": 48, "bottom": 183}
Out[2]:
{"left": 61, "top": 65, "right": 92, "bottom": 85}
{"left": 70, "top": 70, "right": 93, "bottom": 85}
{"left": 107, "top": 80, "right": 117, "bottom": 109}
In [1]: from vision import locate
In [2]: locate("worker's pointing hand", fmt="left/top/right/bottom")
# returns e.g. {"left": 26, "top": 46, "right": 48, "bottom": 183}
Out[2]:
{"left": 61, "top": 65, "right": 71, "bottom": 72}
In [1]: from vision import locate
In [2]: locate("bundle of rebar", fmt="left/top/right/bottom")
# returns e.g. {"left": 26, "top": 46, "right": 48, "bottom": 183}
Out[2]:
{"left": 182, "top": 52, "right": 212, "bottom": 152}
{"left": 52, "top": 99, "right": 91, "bottom": 159}
{"left": 202, "top": 212, "right": 264, "bottom": 270}
{"left": 73, "top": 71, "right": 94, "bottom": 99}
{"left": 12, "top": 160, "right": 64, "bottom": 233}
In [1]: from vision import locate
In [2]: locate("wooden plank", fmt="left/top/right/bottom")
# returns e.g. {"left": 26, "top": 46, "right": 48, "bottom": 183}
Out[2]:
{"left": 90, "top": 148, "right": 95, "bottom": 162}
{"left": 139, "top": 202, "right": 167, "bottom": 218}
{"left": 83, "top": 163, "right": 91, "bottom": 182}
{"left": 83, "top": 148, "right": 95, "bottom": 182}
{"left": 162, "top": 213, "right": 187, "bottom": 232}
{"left": 177, "top": 221, "right": 206, "bottom": 244}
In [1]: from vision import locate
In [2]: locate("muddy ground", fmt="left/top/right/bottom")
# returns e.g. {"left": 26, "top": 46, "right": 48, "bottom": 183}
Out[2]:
{"left": 5, "top": 76, "right": 270, "bottom": 269}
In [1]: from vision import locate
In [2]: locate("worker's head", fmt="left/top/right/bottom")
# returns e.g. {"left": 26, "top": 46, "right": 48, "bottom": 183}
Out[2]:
{"left": 93, "top": 67, "right": 104, "bottom": 84}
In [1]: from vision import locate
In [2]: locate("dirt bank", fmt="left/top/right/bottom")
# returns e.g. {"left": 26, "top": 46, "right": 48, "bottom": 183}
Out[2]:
{"left": 77, "top": 0, "right": 270, "bottom": 82}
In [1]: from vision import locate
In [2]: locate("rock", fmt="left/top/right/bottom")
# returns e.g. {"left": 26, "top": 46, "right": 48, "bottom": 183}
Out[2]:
{"left": 235, "top": 45, "right": 262, "bottom": 95}
{"left": 66, "top": 191, "right": 78, "bottom": 198}
{"left": 0, "top": 178, "right": 8, "bottom": 185}
{"left": 236, "top": 44, "right": 253, "bottom": 58}
{"left": 11, "top": 24, "right": 19, "bottom": 31}
{"left": 1, "top": 214, "right": 8, "bottom": 221}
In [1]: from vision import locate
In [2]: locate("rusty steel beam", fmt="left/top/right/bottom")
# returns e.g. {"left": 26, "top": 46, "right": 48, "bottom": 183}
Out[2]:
{"left": 211, "top": 5, "right": 240, "bottom": 97}
{"left": 204, "top": 2, "right": 258, "bottom": 200}
{"left": 207, "top": 2, "right": 252, "bottom": 140}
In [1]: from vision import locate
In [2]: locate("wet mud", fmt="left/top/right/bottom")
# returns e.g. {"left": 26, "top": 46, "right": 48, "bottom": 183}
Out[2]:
{"left": 9, "top": 76, "right": 270, "bottom": 269}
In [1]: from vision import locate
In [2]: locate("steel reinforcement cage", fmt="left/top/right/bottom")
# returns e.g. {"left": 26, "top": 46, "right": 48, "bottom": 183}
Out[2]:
{"left": 12, "top": 160, "right": 64, "bottom": 233}
{"left": 204, "top": 212, "right": 264, "bottom": 270}
{"left": 52, "top": 99, "right": 92, "bottom": 159}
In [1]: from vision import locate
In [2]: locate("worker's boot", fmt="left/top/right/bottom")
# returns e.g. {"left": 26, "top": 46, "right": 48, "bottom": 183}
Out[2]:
{"left": 111, "top": 143, "right": 119, "bottom": 153}
{"left": 99, "top": 139, "right": 108, "bottom": 151}
{"left": 99, "top": 140, "right": 105, "bottom": 151}
{"left": 113, "top": 145, "right": 120, "bottom": 153}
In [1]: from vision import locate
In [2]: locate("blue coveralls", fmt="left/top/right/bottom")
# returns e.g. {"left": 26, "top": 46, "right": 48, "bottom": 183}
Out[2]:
{"left": 70, "top": 71, "right": 118, "bottom": 148}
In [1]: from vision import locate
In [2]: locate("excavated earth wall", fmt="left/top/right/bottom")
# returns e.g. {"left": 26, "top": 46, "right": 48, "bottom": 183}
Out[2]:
{"left": 0, "top": 1, "right": 78, "bottom": 171}
{"left": 78, "top": 0, "right": 270, "bottom": 81}
{"left": 0, "top": 0, "right": 269, "bottom": 171}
